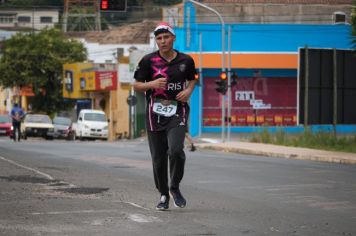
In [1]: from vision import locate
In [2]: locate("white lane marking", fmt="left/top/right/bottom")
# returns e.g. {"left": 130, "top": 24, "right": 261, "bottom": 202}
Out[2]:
{"left": 31, "top": 209, "right": 119, "bottom": 215}
{"left": 200, "top": 138, "right": 220, "bottom": 144}
{"left": 128, "top": 214, "right": 160, "bottom": 223}
{"left": 0, "top": 156, "right": 54, "bottom": 180}
{"left": 123, "top": 201, "right": 150, "bottom": 211}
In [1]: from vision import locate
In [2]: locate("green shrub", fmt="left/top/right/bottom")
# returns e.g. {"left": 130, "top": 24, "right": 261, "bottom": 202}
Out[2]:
{"left": 249, "top": 129, "right": 356, "bottom": 153}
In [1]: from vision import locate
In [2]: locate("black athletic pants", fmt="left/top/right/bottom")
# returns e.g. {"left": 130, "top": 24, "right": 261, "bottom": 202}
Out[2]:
{"left": 147, "top": 126, "right": 186, "bottom": 196}
{"left": 12, "top": 122, "right": 21, "bottom": 141}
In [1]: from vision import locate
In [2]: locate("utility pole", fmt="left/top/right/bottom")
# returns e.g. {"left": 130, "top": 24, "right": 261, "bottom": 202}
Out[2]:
{"left": 63, "top": 0, "right": 101, "bottom": 32}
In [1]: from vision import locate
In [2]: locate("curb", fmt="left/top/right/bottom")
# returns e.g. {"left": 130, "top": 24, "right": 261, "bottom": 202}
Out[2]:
{"left": 196, "top": 144, "right": 356, "bottom": 165}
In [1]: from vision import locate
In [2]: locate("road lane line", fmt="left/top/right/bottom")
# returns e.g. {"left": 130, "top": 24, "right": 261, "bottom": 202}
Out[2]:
{"left": 200, "top": 138, "right": 220, "bottom": 144}
{"left": 128, "top": 214, "right": 160, "bottom": 223}
{"left": 0, "top": 155, "right": 54, "bottom": 180}
{"left": 123, "top": 201, "right": 150, "bottom": 211}
{"left": 31, "top": 209, "right": 119, "bottom": 215}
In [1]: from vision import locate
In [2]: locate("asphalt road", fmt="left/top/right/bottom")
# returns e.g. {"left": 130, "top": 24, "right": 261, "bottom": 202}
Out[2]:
{"left": 0, "top": 137, "right": 356, "bottom": 236}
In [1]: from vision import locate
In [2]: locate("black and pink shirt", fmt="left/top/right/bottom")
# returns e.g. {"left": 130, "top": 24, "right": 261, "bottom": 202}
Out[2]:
{"left": 134, "top": 50, "right": 196, "bottom": 131}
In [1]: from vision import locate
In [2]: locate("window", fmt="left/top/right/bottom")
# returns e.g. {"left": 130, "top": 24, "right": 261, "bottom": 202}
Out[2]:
{"left": 18, "top": 16, "right": 31, "bottom": 23}
{"left": 84, "top": 113, "right": 106, "bottom": 122}
{"left": 333, "top": 11, "right": 346, "bottom": 24}
{"left": 40, "top": 16, "right": 52, "bottom": 23}
{"left": 0, "top": 13, "right": 15, "bottom": 23}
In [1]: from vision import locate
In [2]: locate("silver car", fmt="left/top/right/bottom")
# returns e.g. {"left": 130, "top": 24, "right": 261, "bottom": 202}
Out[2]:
{"left": 53, "top": 116, "right": 75, "bottom": 140}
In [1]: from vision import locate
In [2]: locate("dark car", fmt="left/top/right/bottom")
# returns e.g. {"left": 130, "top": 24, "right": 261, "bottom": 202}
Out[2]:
{"left": 53, "top": 116, "right": 74, "bottom": 140}
{"left": 0, "top": 114, "right": 12, "bottom": 137}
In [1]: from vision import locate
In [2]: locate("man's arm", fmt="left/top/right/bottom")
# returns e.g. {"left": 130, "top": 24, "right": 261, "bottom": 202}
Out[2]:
{"left": 133, "top": 78, "right": 167, "bottom": 92}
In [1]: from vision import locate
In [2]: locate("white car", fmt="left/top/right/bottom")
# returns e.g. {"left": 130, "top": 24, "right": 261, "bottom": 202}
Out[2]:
{"left": 75, "top": 109, "right": 108, "bottom": 140}
{"left": 21, "top": 114, "right": 55, "bottom": 140}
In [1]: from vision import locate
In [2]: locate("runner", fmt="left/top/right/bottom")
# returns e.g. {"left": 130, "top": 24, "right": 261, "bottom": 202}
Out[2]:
{"left": 133, "top": 22, "right": 197, "bottom": 210}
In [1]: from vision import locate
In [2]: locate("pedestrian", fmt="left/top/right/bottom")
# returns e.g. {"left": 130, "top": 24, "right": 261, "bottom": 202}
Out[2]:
{"left": 133, "top": 22, "right": 197, "bottom": 211}
{"left": 10, "top": 102, "right": 25, "bottom": 142}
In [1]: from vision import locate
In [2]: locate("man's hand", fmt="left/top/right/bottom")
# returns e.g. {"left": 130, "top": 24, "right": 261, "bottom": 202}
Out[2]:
{"left": 151, "top": 77, "right": 167, "bottom": 89}
{"left": 176, "top": 80, "right": 196, "bottom": 102}
{"left": 176, "top": 89, "right": 192, "bottom": 103}
{"left": 133, "top": 78, "right": 167, "bottom": 92}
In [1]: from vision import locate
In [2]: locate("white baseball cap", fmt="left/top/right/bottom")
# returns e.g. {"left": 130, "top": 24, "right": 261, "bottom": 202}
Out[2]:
{"left": 154, "top": 22, "right": 175, "bottom": 36}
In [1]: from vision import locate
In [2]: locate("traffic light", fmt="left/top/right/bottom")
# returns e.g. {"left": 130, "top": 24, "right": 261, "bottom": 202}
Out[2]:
{"left": 215, "top": 72, "right": 227, "bottom": 95}
{"left": 194, "top": 73, "right": 200, "bottom": 86}
{"left": 100, "top": 0, "right": 127, "bottom": 12}
{"left": 215, "top": 80, "right": 227, "bottom": 95}
{"left": 220, "top": 72, "right": 227, "bottom": 80}
{"left": 231, "top": 72, "right": 238, "bottom": 86}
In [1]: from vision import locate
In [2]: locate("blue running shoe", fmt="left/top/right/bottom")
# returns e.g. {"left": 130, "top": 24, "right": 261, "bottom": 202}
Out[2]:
{"left": 156, "top": 195, "right": 169, "bottom": 211}
{"left": 169, "top": 189, "right": 186, "bottom": 208}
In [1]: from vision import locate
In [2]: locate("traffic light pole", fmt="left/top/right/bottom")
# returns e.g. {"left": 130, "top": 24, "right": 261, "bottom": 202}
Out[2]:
{"left": 186, "top": 0, "right": 226, "bottom": 142}
{"left": 198, "top": 32, "right": 203, "bottom": 137}
{"left": 227, "top": 25, "right": 232, "bottom": 142}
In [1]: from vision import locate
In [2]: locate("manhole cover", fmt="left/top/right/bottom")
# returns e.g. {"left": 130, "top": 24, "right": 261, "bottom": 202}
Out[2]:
{"left": 56, "top": 187, "right": 109, "bottom": 195}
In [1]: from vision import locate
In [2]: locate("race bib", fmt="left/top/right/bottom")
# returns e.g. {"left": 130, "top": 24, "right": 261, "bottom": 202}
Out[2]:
{"left": 152, "top": 99, "right": 177, "bottom": 117}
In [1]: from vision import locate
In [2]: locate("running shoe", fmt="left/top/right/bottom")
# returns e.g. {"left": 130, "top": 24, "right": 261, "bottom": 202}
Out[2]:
{"left": 190, "top": 144, "right": 196, "bottom": 152}
{"left": 169, "top": 189, "right": 186, "bottom": 208}
{"left": 156, "top": 195, "right": 169, "bottom": 211}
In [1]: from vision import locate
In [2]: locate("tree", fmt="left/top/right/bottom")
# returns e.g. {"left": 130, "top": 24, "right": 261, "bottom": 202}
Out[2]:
{"left": 0, "top": 28, "right": 87, "bottom": 114}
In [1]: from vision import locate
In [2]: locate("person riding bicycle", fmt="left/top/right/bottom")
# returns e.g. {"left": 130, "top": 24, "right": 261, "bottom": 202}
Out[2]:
{"left": 10, "top": 102, "right": 25, "bottom": 142}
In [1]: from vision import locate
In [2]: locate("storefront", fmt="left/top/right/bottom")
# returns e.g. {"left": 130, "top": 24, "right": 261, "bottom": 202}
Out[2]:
{"left": 63, "top": 63, "right": 129, "bottom": 140}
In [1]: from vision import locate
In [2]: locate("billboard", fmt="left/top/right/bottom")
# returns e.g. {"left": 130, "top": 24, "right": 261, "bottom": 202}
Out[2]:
{"left": 203, "top": 76, "right": 297, "bottom": 126}
{"left": 299, "top": 48, "right": 356, "bottom": 125}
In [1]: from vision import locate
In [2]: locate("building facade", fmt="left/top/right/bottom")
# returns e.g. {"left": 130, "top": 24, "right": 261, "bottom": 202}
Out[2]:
{"left": 0, "top": 9, "right": 59, "bottom": 30}
{"left": 173, "top": 2, "right": 354, "bottom": 136}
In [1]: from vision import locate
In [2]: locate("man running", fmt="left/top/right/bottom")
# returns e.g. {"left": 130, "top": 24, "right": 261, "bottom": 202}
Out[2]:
{"left": 133, "top": 22, "right": 197, "bottom": 210}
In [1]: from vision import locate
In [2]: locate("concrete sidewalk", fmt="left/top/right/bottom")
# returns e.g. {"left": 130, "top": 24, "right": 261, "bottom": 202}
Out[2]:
{"left": 195, "top": 139, "right": 356, "bottom": 165}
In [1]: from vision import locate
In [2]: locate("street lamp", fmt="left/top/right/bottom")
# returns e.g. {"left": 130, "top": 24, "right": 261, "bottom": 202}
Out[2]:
{"left": 185, "top": 0, "right": 226, "bottom": 141}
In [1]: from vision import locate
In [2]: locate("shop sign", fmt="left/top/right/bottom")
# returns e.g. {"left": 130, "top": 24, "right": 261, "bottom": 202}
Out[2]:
{"left": 118, "top": 63, "right": 132, "bottom": 83}
{"left": 20, "top": 86, "right": 35, "bottom": 96}
{"left": 81, "top": 72, "right": 96, "bottom": 91}
{"left": 95, "top": 71, "right": 117, "bottom": 90}
{"left": 64, "top": 70, "right": 73, "bottom": 92}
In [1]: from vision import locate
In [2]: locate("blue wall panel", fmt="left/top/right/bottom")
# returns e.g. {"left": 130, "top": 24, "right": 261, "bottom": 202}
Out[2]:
{"left": 175, "top": 24, "right": 353, "bottom": 53}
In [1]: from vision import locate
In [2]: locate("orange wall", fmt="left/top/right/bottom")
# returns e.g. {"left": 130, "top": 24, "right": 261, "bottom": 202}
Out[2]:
{"left": 190, "top": 53, "right": 298, "bottom": 69}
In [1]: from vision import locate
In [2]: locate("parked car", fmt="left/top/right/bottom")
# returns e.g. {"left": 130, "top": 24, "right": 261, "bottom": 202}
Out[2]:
{"left": 53, "top": 116, "right": 74, "bottom": 140}
{"left": 0, "top": 114, "right": 12, "bottom": 137}
{"left": 21, "top": 114, "right": 54, "bottom": 140}
{"left": 74, "top": 109, "right": 108, "bottom": 140}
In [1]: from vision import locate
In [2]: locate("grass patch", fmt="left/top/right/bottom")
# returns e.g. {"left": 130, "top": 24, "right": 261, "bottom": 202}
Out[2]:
{"left": 250, "top": 129, "right": 356, "bottom": 153}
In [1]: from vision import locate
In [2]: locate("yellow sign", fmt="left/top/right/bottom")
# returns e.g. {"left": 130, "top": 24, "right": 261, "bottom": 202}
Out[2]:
{"left": 62, "top": 63, "right": 93, "bottom": 99}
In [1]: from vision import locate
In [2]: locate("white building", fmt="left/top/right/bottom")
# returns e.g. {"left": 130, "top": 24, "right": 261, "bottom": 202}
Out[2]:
{"left": 0, "top": 9, "right": 59, "bottom": 30}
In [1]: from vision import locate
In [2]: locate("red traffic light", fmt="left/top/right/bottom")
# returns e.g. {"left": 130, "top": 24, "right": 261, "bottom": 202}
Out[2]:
{"left": 100, "top": 0, "right": 127, "bottom": 11}
{"left": 101, "top": 0, "right": 108, "bottom": 10}
{"left": 220, "top": 72, "right": 227, "bottom": 80}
